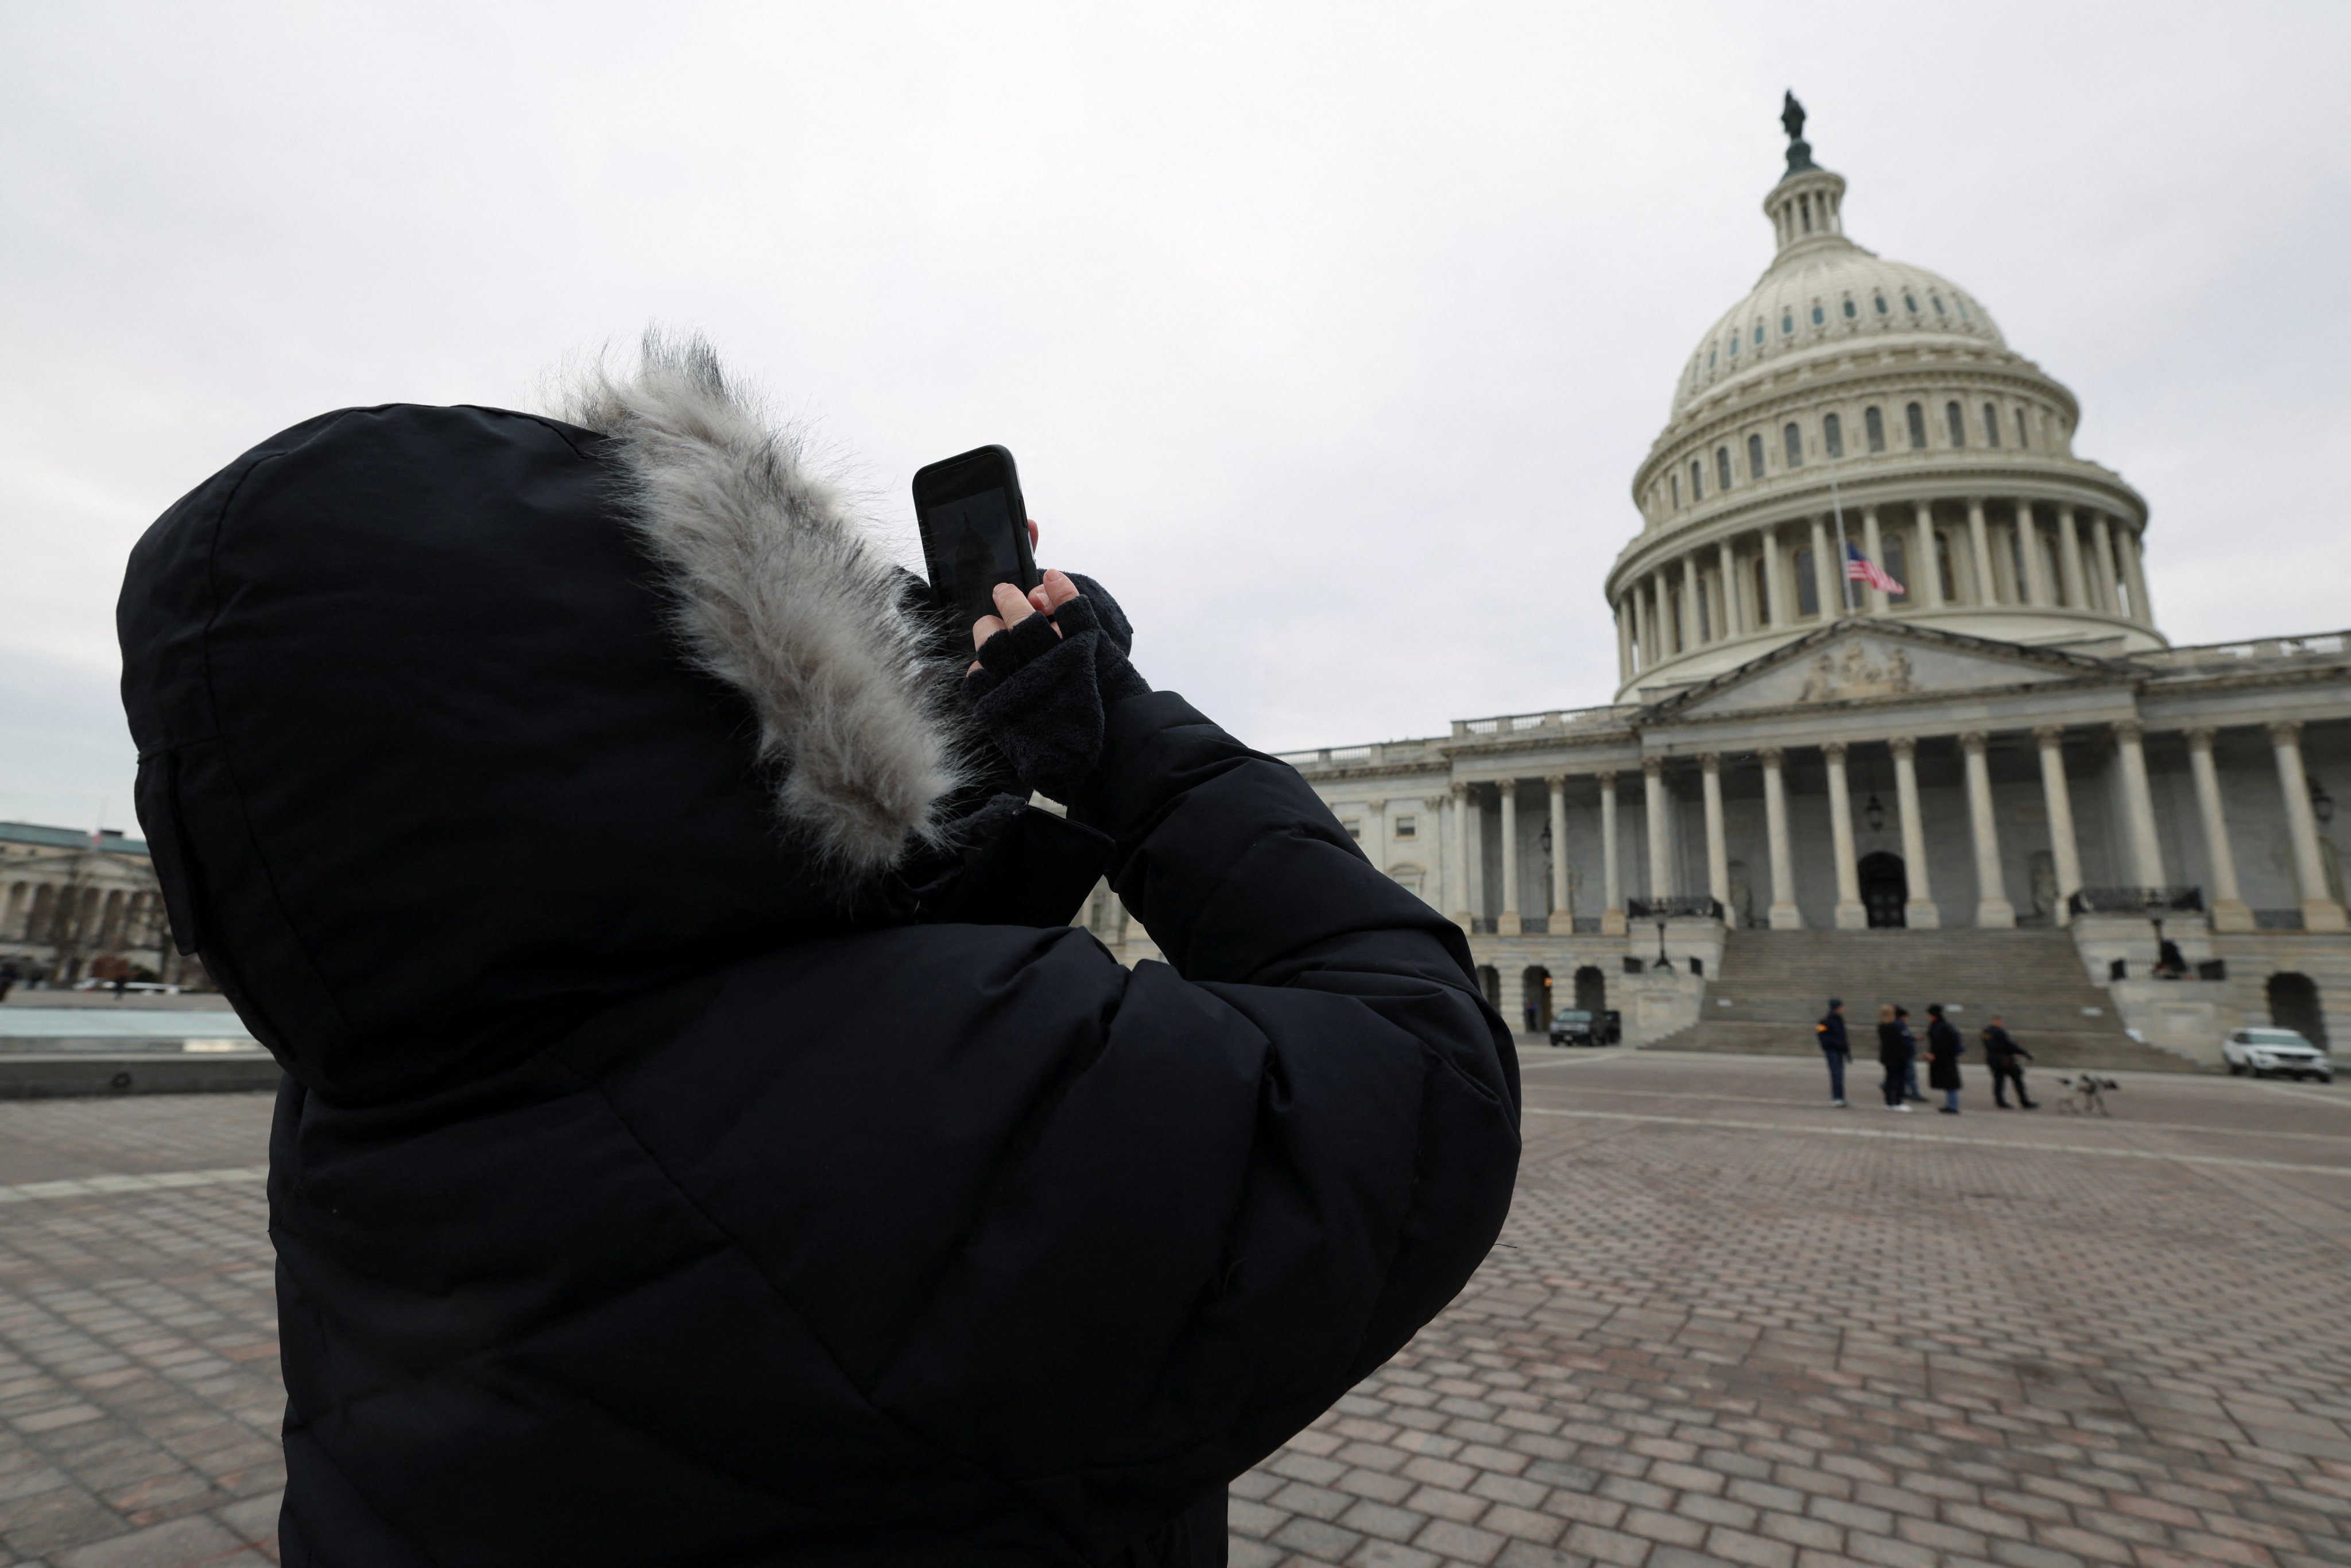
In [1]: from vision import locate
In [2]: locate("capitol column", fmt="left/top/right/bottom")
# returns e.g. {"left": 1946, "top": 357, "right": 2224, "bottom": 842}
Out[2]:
{"left": 1823, "top": 742, "right": 1865, "bottom": 928}
{"left": 1717, "top": 540, "right": 1740, "bottom": 637}
{"left": 1446, "top": 782, "right": 1471, "bottom": 928}
{"left": 1700, "top": 753, "right": 1729, "bottom": 912}
{"left": 1627, "top": 587, "right": 1648, "bottom": 672}
{"left": 1643, "top": 758, "right": 1671, "bottom": 900}
{"left": 2018, "top": 501, "right": 2052, "bottom": 606}
{"left": 1680, "top": 555, "right": 1702, "bottom": 645}
{"left": 1912, "top": 502, "right": 1943, "bottom": 609}
{"left": 1966, "top": 497, "right": 1997, "bottom": 606}
{"left": 1497, "top": 779, "right": 1522, "bottom": 935}
{"left": 1807, "top": 515, "right": 1835, "bottom": 618}
{"left": 2034, "top": 727, "right": 2085, "bottom": 926}
{"left": 1961, "top": 732, "right": 2016, "bottom": 927}
{"left": 1860, "top": 506, "right": 1887, "bottom": 614}
{"left": 1616, "top": 599, "right": 1634, "bottom": 682}
{"left": 1760, "top": 527, "right": 1786, "bottom": 628}
{"left": 1547, "top": 774, "right": 1571, "bottom": 926}
{"left": 1423, "top": 795, "right": 1450, "bottom": 911}
{"left": 2269, "top": 722, "right": 2350, "bottom": 932}
{"left": 2112, "top": 721, "right": 2168, "bottom": 887}
{"left": 1891, "top": 737, "right": 1941, "bottom": 928}
{"left": 2185, "top": 728, "right": 2253, "bottom": 932}
{"left": 1760, "top": 748, "right": 1802, "bottom": 929}
{"left": 1648, "top": 578, "right": 1668, "bottom": 658}
{"left": 2056, "top": 505, "right": 2088, "bottom": 610}
{"left": 1598, "top": 771, "right": 1626, "bottom": 935}
{"left": 2089, "top": 514, "right": 2119, "bottom": 615}
{"left": 2120, "top": 526, "right": 2153, "bottom": 625}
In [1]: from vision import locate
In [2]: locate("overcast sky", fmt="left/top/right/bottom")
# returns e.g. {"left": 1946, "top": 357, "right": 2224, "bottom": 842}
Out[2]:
{"left": 4, "top": 2, "right": 2346, "bottom": 833}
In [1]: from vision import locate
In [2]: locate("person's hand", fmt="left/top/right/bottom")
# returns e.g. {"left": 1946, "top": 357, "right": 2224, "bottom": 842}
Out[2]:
{"left": 969, "top": 521, "right": 1076, "bottom": 672}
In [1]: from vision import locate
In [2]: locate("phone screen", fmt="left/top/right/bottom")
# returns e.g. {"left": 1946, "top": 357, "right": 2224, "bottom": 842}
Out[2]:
{"left": 914, "top": 446, "right": 1036, "bottom": 629}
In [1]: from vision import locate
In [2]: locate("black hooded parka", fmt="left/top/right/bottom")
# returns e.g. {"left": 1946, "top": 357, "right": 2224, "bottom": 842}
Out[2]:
{"left": 115, "top": 353, "right": 1521, "bottom": 1567}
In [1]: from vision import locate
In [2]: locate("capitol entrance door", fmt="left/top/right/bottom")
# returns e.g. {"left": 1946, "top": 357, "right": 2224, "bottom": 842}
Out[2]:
{"left": 1858, "top": 852, "right": 1908, "bottom": 928}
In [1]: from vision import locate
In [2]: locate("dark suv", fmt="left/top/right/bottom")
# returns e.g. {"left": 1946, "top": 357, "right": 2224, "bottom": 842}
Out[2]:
{"left": 1548, "top": 1009, "right": 1621, "bottom": 1047}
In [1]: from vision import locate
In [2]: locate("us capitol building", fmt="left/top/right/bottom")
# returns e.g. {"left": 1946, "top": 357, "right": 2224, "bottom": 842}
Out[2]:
{"left": 1087, "top": 100, "right": 2350, "bottom": 1064}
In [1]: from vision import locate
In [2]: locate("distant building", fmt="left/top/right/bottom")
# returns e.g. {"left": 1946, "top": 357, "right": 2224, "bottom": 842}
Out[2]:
{"left": 1248, "top": 109, "right": 2348, "bottom": 1061}
{"left": 1, "top": 822, "right": 187, "bottom": 986}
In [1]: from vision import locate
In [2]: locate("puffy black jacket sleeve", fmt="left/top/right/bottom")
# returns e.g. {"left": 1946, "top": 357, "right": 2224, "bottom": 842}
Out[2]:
{"left": 880, "top": 688, "right": 1520, "bottom": 1557}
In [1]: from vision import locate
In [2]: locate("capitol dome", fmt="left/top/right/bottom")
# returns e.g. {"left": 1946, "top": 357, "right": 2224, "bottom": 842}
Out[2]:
{"left": 1608, "top": 101, "right": 2161, "bottom": 700}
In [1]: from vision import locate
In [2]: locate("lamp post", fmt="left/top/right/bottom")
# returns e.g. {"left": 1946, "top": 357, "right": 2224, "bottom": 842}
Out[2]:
{"left": 1864, "top": 793, "right": 1886, "bottom": 834}
{"left": 1653, "top": 914, "right": 1672, "bottom": 971}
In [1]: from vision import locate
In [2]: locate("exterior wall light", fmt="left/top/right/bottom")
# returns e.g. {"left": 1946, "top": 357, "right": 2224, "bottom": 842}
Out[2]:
{"left": 1864, "top": 793, "right": 1887, "bottom": 833}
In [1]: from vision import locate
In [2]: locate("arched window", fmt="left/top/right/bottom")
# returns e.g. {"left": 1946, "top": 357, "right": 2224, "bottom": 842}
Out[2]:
{"left": 1904, "top": 293, "right": 1919, "bottom": 313}
{"left": 1794, "top": 548, "right": 1820, "bottom": 616}
{"left": 1865, "top": 406, "right": 1886, "bottom": 452}
{"left": 1874, "top": 293, "right": 1889, "bottom": 315}
{"left": 1708, "top": 347, "right": 1717, "bottom": 370}
{"left": 2015, "top": 408, "right": 2030, "bottom": 448}
{"left": 1931, "top": 294, "right": 1947, "bottom": 316}
{"left": 1842, "top": 297, "right": 1857, "bottom": 318}
{"left": 1748, "top": 433, "right": 1766, "bottom": 479}
{"left": 1946, "top": 401, "right": 1966, "bottom": 447}
{"left": 1729, "top": 333, "right": 1739, "bottom": 359}
{"left": 1784, "top": 423, "right": 1804, "bottom": 467}
{"left": 1811, "top": 303, "right": 1825, "bottom": 325}
{"left": 1905, "top": 402, "right": 1928, "bottom": 449}
{"left": 1781, "top": 311, "right": 1794, "bottom": 335}
{"left": 1800, "top": 195, "right": 1812, "bottom": 233}
{"left": 1956, "top": 298, "right": 1972, "bottom": 323}
{"left": 1935, "top": 532, "right": 1958, "bottom": 601}
{"left": 1753, "top": 322, "right": 1764, "bottom": 347}
{"left": 1980, "top": 402, "right": 1999, "bottom": 447}
{"left": 1883, "top": 536, "right": 1909, "bottom": 603}
{"left": 1717, "top": 447, "right": 1733, "bottom": 490}
{"left": 1824, "top": 412, "right": 1844, "bottom": 459}
{"left": 1671, "top": 472, "right": 1680, "bottom": 508}
{"left": 1690, "top": 459, "right": 1704, "bottom": 501}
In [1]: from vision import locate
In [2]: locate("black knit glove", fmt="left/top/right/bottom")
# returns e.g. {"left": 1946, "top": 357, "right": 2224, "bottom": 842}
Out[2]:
{"left": 962, "top": 577, "right": 1148, "bottom": 806}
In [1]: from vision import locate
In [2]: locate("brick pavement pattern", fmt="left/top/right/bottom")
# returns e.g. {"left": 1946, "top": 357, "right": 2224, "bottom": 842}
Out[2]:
{"left": 4, "top": 1057, "right": 2351, "bottom": 1566}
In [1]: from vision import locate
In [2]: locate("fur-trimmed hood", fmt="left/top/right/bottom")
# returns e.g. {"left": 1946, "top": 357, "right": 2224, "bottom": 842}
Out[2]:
{"left": 558, "top": 335, "right": 969, "bottom": 871}
{"left": 117, "top": 344, "right": 983, "bottom": 1104}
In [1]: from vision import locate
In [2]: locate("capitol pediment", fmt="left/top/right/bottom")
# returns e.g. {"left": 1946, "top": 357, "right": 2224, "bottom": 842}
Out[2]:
{"left": 1652, "top": 622, "right": 2114, "bottom": 721}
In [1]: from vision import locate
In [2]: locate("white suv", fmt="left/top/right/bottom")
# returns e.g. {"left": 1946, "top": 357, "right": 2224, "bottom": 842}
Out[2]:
{"left": 2223, "top": 1028, "right": 2334, "bottom": 1083}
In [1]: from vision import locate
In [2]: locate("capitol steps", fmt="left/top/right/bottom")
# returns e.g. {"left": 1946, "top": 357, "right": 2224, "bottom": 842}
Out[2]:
{"left": 1647, "top": 928, "right": 2209, "bottom": 1073}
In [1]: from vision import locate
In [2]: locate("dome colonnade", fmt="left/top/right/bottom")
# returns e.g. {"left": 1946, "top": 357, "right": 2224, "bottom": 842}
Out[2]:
{"left": 1606, "top": 141, "right": 2158, "bottom": 700}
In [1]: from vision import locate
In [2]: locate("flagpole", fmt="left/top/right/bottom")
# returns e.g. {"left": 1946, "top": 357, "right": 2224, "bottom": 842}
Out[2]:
{"left": 1829, "top": 458, "right": 1854, "bottom": 617}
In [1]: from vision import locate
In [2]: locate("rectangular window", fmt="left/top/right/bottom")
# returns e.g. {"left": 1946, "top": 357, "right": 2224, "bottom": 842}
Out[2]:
{"left": 1690, "top": 460, "right": 1703, "bottom": 501}
{"left": 1794, "top": 548, "right": 1820, "bottom": 616}
{"left": 1946, "top": 401, "right": 1967, "bottom": 447}
{"left": 1824, "top": 412, "right": 1844, "bottom": 459}
{"left": 1983, "top": 402, "right": 2001, "bottom": 447}
{"left": 1865, "top": 406, "right": 1885, "bottom": 452}
{"left": 1671, "top": 473, "right": 1680, "bottom": 507}
{"left": 1784, "top": 423, "right": 1803, "bottom": 467}
{"left": 1342, "top": 818, "right": 1361, "bottom": 841}
{"left": 1393, "top": 815, "right": 1416, "bottom": 840}
{"left": 2016, "top": 407, "right": 2029, "bottom": 448}
{"left": 1906, "top": 402, "right": 1928, "bottom": 449}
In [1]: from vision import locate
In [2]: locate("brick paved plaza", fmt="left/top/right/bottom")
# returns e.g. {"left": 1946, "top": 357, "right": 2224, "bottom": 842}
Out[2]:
{"left": 2, "top": 1055, "right": 2349, "bottom": 1567}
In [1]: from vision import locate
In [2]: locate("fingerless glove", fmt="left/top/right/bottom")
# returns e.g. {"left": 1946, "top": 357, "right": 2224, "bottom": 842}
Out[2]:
{"left": 962, "top": 578, "right": 1148, "bottom": 806}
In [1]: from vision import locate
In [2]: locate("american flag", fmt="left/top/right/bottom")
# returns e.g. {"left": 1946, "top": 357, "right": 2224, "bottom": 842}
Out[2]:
{"left": 1845, "top": 543, "right": 1904, "bottom": 595}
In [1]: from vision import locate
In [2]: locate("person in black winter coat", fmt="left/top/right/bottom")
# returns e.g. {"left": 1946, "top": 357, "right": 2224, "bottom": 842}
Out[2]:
{"left": 1873, "top": 1004, "right": 1911, "bottom": 1111}
{"left": 1982, "top": 1015, "right": 2036, "bottom": 1108}
{"left": 1925, "top": 1003, "right": 1965, "bottom": 1113}
{"left": 114, "top": 338, "right": 1523, "bottom": 1567}
{"left": 1815, "top": 998, "right": 1850, "bottom": 1108}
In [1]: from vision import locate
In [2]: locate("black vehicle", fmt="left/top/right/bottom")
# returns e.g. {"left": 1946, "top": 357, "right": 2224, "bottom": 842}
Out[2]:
{"left": 1545, "top": 1009, "right": 1613, "bottom": 1047}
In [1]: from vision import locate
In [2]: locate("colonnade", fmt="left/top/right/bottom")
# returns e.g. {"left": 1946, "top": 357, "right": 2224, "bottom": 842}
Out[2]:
{"left": 0, "top": 882, "right": 164, "bottom": 957}
{"left": 1614, "top": 497, "right": 2151, "bottom": 679}
{"left": 1440, "top": 719, "right": 2347, "bottom": 935}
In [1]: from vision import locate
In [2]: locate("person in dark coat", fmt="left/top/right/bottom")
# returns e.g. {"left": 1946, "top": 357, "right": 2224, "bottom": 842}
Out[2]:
{"left": 1815, "top": 998, "right": 1850, "bottom": 1108}
{"left": 1925, "top": 1003, "right": 1965, "bottom": 1113}
{"left": 114, "top": 337, "right": 1523, "bottom": 1567}
{"left": 1874, "top": 1004, "right": 1911, "bottom": 1111}
{"left": 1898, "top": 1004, "right": 1924, "bottom": 1101}
{"left": 1982, "top": 1014, "right": 2036, "bottom": 1108}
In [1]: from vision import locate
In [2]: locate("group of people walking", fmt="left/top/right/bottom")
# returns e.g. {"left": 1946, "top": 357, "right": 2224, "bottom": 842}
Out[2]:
{"left": 1814, "top": 999, "right": 2036, "bottom": 1113}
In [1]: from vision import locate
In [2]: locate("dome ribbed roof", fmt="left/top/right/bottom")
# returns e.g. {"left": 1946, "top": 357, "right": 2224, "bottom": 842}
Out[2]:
{"left": 1669, "top": 164, "right": 2005, "bottom": 419}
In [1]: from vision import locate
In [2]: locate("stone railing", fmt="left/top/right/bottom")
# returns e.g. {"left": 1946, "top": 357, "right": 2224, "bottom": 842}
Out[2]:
{"left": 2133, "top": 631, "right": 2349, "bottom": 671}
{"left": 2067, "top": 886, "right": 2205, "bottom": 916}
{"left": 1272, "top": 738, "right": 1437, "bottom": 769}
{"left": 1451, "top": 704, "right": 1632, "bottom": 740}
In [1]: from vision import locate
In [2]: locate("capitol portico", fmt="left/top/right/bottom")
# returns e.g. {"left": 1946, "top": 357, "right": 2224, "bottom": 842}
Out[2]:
{"left": 1091, "top": 102, "right": 2351, "bottom": 1066}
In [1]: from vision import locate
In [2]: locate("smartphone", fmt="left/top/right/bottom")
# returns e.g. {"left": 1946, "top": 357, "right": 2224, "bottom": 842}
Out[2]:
{"left": 912, "top": 444, "right": 1041, "bottom": 630}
